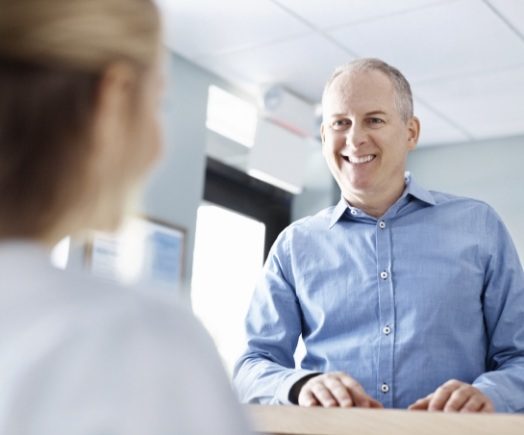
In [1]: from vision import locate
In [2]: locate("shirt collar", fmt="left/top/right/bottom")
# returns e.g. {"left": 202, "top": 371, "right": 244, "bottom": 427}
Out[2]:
{"left": 328, "top": 173, "right": 436, "bottom": 228}
{"left": 405, "top": 175, "right": 436, "bottom": 207}
{"left": 329, "top": 199, "right": 350, "bottom": 228}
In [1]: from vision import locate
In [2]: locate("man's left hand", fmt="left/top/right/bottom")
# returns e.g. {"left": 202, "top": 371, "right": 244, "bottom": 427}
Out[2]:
{"left": 408, "top": 379, "right": 494, "bottom": 412}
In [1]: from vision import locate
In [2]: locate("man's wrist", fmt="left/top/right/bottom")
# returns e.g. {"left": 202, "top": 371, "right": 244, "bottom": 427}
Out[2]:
{"left": 289, "top": 373, "right": 322, "bottom": 404}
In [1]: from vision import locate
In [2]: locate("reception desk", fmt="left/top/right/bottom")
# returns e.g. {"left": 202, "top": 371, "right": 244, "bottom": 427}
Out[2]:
{"left": 246, "top": 405, "right": 524, "bottom": 435}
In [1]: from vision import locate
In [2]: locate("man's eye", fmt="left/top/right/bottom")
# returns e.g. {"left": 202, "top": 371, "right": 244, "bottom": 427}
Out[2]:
{"left": 368, "top": 117, "right": 385, "bottom": 126}
{"left": 331, "top": 119, "right": 350, "bottom": 130}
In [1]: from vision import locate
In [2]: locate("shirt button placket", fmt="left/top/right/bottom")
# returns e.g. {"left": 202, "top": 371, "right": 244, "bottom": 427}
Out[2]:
{"left": 376, "top": 217, "right": 394, "bottom": 407}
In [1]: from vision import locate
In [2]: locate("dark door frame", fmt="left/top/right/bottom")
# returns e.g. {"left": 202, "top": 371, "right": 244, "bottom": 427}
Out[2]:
{"left": 203, "top": 157, "right": 292, "bottom": 259}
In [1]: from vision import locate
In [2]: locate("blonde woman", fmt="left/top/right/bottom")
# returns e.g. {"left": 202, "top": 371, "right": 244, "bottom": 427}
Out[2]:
{"left": 0, "top": 1, "right": 249, "bottom": 434}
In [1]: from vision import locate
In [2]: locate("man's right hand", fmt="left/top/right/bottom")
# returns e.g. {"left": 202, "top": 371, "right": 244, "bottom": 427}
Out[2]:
{"left": 298, "top": 372, "right": 384, "bottom": 408}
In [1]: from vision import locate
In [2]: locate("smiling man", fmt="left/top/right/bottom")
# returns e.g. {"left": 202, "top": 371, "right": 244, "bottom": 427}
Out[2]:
{"left": 233, "top": 58, "right": 524, "bottom": 413}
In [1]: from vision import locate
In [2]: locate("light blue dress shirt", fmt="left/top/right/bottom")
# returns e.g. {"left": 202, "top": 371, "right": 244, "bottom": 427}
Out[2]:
{"left": 233, "top": 176, "right": 524, "bottom": 412}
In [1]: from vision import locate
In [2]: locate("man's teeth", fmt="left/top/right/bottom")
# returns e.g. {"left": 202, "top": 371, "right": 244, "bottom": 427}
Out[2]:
{"left": 346, "top": 155, "right": 375, "bottom": 164}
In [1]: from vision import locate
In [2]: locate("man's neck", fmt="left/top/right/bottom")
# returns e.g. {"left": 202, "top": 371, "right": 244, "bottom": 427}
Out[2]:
{"left": 344, "top": 179, "right": 407, "bottom": 218}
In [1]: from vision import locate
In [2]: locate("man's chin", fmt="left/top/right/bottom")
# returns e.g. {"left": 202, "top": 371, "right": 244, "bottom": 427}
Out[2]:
{"left": 340, "top": 180, "right": 374, "bottom": 198}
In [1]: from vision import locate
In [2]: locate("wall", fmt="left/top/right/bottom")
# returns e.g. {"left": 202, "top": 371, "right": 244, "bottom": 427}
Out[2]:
{"left": 140, "top": 53, "right": 208, "bottom": 303}
{"left": 291, "top": 140, "right": 337, "bottom": 221}
{"left": 142, "top": 52, "right": 261, "bottom": 302}
{"left": 407, "top": 134, "right": 524, "bottom": 261}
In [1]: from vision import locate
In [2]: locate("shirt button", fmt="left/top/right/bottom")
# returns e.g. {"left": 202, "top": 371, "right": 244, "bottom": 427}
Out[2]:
{"left": 379, "top": 221, "right": 386, "bottom": 229}
{"left": 380, "top": 271, "right": 388, "bottom": 280}
{"left": 350, "top": 209, "right": 358, "bottom": 215}
{"left": 383, "top": 326, "right": 392, "bottom": 335}
{"left": 381, "top": 383, "right": 390, "bottom": 393}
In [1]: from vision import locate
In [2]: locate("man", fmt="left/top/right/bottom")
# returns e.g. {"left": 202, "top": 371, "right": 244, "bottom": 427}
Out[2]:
{"left": 233, "top": 58, "right": 524, "bottom": 412}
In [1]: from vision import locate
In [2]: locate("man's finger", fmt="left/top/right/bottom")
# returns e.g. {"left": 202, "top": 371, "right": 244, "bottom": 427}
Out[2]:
{"left": 443, "top": 387, "right": 471, "bottom": 412}
{"left": 337, "top": 373, "right": 375, "bottom": 407}
{"left": 369, "top": 398, "right": 384, "bottom": 408}
{"left": 460, "top": 395, "right": 485, "bottom": 413}
{"left": 428, "top": 384, "right": 458, "bottom": 411}
{"left": 323, "top": 378, "right": 354, "bottom": 407}
{"left": 311, "top": 382, "right": 338, "bottom": 407}
{"left": 408, "top": 397, "right": 431, "bottom": 410}
{"left": 479, "top": 400, "right": 495, "bottom": 413}
{"left": 298, "top": 388, "right": 320, "bottom": 407}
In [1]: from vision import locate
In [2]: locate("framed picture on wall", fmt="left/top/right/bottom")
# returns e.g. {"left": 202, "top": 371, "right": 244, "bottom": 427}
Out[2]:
{"left": 85, "top": 215, "right": 185, "bottom": 291}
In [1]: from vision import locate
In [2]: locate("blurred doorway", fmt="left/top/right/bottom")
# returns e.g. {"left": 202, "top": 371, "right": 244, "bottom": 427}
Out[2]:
{"left": 191, "top": 203, "right": 265, "bottom": 374}
{"left": 191, "top": 158, "right": 292, "bottom": 374}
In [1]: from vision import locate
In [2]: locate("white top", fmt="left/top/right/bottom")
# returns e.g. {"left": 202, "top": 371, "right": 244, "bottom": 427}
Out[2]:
{"left": 0, "top": 241, "right": 251, "bottom": 435}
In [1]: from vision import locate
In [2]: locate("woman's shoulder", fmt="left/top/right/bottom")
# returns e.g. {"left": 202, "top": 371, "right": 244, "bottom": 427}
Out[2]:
{"left": 0, "top": 240, "right": 204, "bottom": 346}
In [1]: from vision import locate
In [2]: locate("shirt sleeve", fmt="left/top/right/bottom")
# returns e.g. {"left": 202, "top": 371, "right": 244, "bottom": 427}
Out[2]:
{"left": 472, "top": 205, "right": 524, "bottom": 413}
{"left": 232, "top": 229, "right": 319, "bottom": 404}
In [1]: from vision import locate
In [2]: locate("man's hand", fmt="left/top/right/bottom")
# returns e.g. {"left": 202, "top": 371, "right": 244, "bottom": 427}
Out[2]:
{"left": 298, "top": 372, "right": 383, "bottom": 408}
{"left": 408, "top": 379, "right": 494, "bottom": 413}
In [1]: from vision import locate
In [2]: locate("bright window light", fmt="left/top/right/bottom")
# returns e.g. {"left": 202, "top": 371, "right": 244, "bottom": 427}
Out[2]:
{"left": 206, "top": 85, "right": 258, "bottom": 148}
{"left": 191, "top": 203, "right": 265, "bottom": 375}
{"left": 248, "top": 168, "right": 303, "bottom": 195}
{"left": 50, "top": 236, "right": 70, "bottom": 270}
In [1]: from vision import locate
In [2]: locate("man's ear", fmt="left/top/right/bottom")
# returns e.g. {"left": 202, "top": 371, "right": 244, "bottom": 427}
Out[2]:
{"left": 320, "top": 122, "right": 326, "bottom": 145}
{"left": 407, "top": 116, "right": 420, "bottom": 151}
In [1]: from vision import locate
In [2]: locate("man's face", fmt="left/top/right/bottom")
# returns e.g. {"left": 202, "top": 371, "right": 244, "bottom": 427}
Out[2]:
{"left": 320, "top": 69, "right": 419, "bottom": 203}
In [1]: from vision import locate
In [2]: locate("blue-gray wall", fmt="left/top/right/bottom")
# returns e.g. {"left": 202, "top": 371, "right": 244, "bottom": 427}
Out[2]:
{"left": 408, "top": 134, "right": 524, "bottom": 261}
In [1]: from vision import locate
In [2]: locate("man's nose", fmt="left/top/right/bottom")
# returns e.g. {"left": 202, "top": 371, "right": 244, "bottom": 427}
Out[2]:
{"left": 345, "top": 123, "right": 367, "bottom": 148}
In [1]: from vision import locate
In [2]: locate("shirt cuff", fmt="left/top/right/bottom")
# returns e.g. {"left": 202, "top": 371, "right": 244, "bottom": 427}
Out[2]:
{"left": 473, "top": 382, "right": 509, "bottom": 412}
{"left": 275, "top": 369, "right": 322, "bottom": 405}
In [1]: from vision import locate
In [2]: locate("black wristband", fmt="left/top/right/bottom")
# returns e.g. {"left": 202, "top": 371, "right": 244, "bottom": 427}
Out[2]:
{"left": 288, "top": 373, "right": 322, "bottom": 404}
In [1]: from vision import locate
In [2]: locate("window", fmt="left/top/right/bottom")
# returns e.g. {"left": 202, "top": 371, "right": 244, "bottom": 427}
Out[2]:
{"left": 191, "top": 203, "right": 266, "bottom": 375}
{"left": 51, "top": 236, "right": 70, "bottom": 270}
{"left": 192, "top": 158, "right": 292, "bottom": 375}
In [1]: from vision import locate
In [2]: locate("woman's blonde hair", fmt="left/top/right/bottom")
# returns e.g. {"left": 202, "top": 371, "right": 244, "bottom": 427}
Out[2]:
{"left": 0, "top": 0, "right": 159, "bottom": 71}
{"left": 0, "top": 0, "right": 160, "bottom": 240}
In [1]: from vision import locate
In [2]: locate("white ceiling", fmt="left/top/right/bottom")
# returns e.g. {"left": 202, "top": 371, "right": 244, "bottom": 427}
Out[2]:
{"left": 157, "top": 0, "right": 524, "bottom": 147}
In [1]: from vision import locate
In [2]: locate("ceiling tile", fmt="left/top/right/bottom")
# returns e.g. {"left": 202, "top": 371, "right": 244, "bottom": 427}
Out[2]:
{"left": 196, "top": 34, "right": 352, "bottom": 102}
{"left": 275, "top": 0, "right": 452, "bottom": 29}
{"left": 328, "top": 0, "right": 524, "bottom": 83}
{"left": 487, "top": 0, "right": 524, "bottom": 36}
{"left": 414, "top": 65, "right": 524, "bottom": 139}
{"left": 156, "top": 0, "right": 310, "bottom": 59}
{"left": 413, "top": 99, "right": 471, "bottom": 146}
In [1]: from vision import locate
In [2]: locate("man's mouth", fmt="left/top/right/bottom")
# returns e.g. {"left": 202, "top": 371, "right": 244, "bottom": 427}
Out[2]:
{"left": 342, "top": 154, "right": 376, "bottom": 164}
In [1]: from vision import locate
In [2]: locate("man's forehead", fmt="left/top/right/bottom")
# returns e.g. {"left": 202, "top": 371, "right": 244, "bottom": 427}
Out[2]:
{"left": 323, "top": 70, "right": 396, "bottom": 115}
{"left": 330, "top": 70, "right": 394, "bottom": 96}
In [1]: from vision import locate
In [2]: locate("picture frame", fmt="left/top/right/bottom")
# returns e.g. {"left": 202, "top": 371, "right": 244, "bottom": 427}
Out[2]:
{"left": 85, "top": 215, "right": 185, "bottom": 291}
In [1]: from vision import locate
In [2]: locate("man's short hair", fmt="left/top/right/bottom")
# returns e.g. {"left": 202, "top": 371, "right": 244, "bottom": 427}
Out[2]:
{"left": 322, "top": 58, "right": 414, "bottom": 122}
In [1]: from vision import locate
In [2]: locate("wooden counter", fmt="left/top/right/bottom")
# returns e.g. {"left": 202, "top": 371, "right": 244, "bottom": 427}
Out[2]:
{"left": 246, "top": 404, "right": 524, "bottom": 435}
